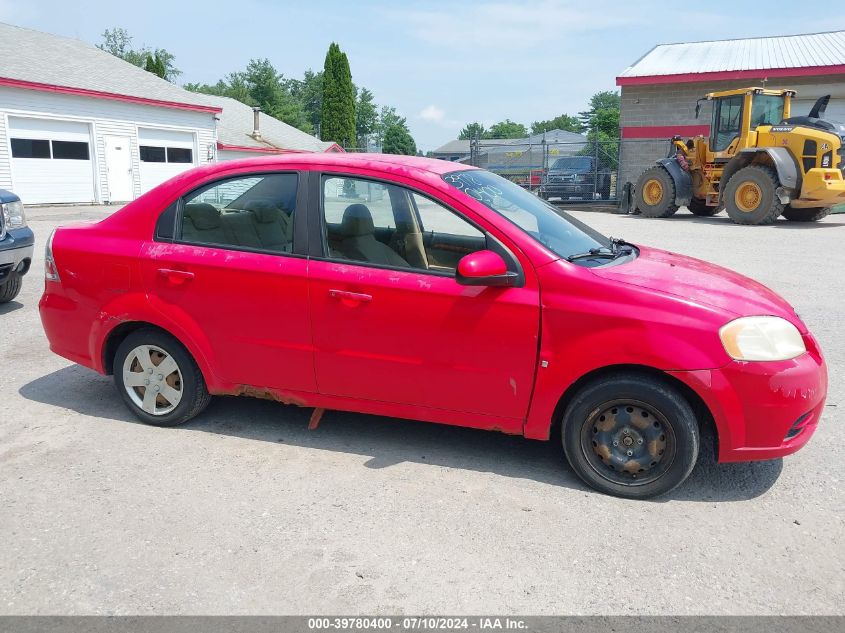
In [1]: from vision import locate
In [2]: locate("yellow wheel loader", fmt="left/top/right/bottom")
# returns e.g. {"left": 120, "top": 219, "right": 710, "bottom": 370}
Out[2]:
{"left": 634, "top": 87, "right": 845, "bottom": 224}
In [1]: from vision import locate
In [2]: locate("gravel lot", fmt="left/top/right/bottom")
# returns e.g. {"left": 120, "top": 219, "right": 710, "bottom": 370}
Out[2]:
{"left": 1, "top": 205, "right": 843, "bottom": 615}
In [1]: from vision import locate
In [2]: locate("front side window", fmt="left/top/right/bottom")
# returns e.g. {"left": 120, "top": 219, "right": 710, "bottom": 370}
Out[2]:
{"left": 712, "top": 95, "right": 743, "bottom": 151}
{"left": 179, "top": 173, "right": 298, "bottom": 254}
{"left": 750, "top": 95, "right": 785, "bottom": 128}
{"left": 443, "top": 169, "right": 609, "bottom": 259}
{"left": 322, "top": 175, "right": 486, "bottom": 273}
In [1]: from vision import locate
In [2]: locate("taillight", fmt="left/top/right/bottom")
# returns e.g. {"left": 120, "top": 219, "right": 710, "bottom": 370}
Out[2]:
{"left": 45, "top": 229, "right": 60, "bottom": 282}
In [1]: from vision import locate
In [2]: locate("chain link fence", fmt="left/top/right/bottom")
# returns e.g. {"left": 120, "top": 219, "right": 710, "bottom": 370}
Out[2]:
{"left": 461, "top": 137, "right": 680, "bottom": 205}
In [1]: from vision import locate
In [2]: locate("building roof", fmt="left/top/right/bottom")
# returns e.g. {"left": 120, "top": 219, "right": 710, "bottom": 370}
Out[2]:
{"left": 195, "top": 94, "right": 338, "bottom": 154}
{"left": 0, "top": 22, "right": 219, "bottom": 112}
{"left": 433, "top": 129, "right": 586, "bottom": 155}
{"left": 618, "top": 30, "right": 845, "bottom": 85}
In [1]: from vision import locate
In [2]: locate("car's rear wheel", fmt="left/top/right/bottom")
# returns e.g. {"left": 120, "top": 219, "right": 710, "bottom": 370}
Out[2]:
{"left": 561, "top": 373, "right": 699, "bottom": 499}
{"left": 0, "top": 272, "right": 22, "bottom": 303}
{"left": 114, "top": 328, "right": 211, "bottom": 426}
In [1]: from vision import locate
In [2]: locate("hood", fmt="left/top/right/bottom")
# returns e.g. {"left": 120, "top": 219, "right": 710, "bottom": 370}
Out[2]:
{"left": 590, "top": 246, "right": 804, "bottom": 330}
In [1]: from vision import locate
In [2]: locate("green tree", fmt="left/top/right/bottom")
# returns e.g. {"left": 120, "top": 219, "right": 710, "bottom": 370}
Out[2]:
{"left": 98, "top": 28, "right": 180, "bottom": 81}
{"left": 355, "top": 87, "right": 378, "bottom": 150}
{"left": 144, "top": 52, "right": 167, "bottom": 79}
{"left": 244, "top": 58, "right": 311, "bottom": 132}
{"left": 289, "top": 69, "right": 324, "bottom": 135}
{"left": 458, "top": 122, "right": 486, "bottom": 140}
{"left": 185, "top": 60, "right": 311, "bottom": 133}
{"left": 487, "top": 119, "right": 528, "bottom": 139}
{"left": 98, "top": 28, "right": 144, "bottom": 65}
{"left": 320, "top": 42, "right": 357, "bottom": 149}
{"left": 382, "top": 122, "right": 417, "bottom": 155}
{"left": 185, "top": 73, "right": 254, "bottom": 104}
{"left": 578, "top": 90, "right": 620, "bottom": 137}
{"left": 374, "top": 106, "right": 402, "bottom": 149}
{"left": 530, "top": 114, "right": 582, "bottom": 134}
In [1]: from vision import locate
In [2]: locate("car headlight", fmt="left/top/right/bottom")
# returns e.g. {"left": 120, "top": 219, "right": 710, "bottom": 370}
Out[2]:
{"left": 719, "top": 316, "right": 806, "bottom": 362}
{"left": 2, "top": 200, "right": 27, "bottom": 229}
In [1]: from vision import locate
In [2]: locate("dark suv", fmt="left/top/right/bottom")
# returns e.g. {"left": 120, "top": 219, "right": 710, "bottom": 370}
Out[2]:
{"left": 539, "top": 156, "right": 611, "bottom": 201}
{"left": 0, "top": 189, "right": 34, "bottom": 303}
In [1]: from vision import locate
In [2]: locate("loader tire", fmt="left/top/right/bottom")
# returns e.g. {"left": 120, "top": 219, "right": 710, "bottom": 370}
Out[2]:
{"left": 723, "top": 165, "right": 783, "bottom": 225}
{"left": 688, "top": 197, "right": 719, "bottom": 216}
{"left": 635, "top": 166, "right": 678, "bottom": 218}
{"left": 782, "top": 206, "right": 832, "bottom": 222}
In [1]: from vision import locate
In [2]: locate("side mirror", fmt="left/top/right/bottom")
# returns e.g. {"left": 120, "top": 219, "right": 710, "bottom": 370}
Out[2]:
{"left": 695, "top": 102, "right": 701, "bottom": 119}
{"left": 456, "top": 250, "right": 517, "bottom": 287}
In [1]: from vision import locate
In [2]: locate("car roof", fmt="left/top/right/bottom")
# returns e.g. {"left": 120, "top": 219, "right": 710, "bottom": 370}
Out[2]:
{"left": 208, "top": 152, "right": 477, "bottom": 177}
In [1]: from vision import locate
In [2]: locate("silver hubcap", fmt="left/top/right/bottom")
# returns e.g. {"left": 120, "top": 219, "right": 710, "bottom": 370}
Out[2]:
{"left": 122, "top": 344, "right": 183, "bottom": 416}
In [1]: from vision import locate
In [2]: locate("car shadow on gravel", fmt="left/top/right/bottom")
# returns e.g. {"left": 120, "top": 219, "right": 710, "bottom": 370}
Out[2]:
{"left": 20, "top": 364, "right": 783, "bottom": 503}
{"left": 0, "top": 300, "right": 23, "bottom": 315}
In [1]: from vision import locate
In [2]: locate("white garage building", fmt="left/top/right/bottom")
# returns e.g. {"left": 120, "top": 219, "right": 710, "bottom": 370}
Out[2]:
{"left": 0, "top": 22, "right": 338, "bottom": 205}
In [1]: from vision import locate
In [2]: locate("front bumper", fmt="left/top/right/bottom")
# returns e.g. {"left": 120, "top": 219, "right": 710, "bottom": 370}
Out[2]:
{"left": 670, "top": 336, "right": 827, "bottom": 462}
{"left": 791, "top": 168, "right": 845, "bottom": 208}
{"left": 542, "top": 183, "right": 594, "bottom": 198}
{"left": 0, "top": 226, "right": 35, "bottom": 283}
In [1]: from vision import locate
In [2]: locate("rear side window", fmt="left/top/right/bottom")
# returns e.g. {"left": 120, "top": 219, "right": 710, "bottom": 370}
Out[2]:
{"left": 155, "top": 202, "right": 178, "bottom": 241}
{"left": 178, "top": 173, "right": 298, "bottom": 254}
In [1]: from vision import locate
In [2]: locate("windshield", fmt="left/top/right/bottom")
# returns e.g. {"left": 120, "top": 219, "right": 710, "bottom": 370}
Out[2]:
{"left": 551, "top": 157, "right": 592, "bottom": 171}
{"left": 751, "top": 95, "right": 785, "bottom": 128}
{"left": 443, "top": 170, "right": 610, "bottom": 259}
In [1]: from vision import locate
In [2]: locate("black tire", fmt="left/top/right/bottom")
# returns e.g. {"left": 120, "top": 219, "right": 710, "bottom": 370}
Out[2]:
{"left": 634, "top": 166, "right": 678, "bottom": 218}
{"left": 688, "top": 198, "right": 719, "bottom": 216}
{"left": 561, "top": 372, "right": 700, "bottom": 499}
{"left": 114, "top": 328, "right": 211, "bottom": 427}
{"left": 0, "top": 272, "right": 22, "bottom": 303}
{"left": 782, "top": 206, "right": 832, "bottom": 222}
{"left": 723, "top": 165, "right": 783, "bottom": 225}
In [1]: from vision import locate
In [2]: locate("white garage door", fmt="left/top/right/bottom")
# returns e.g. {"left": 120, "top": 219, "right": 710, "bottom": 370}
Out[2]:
{"left": 138, "top": 128, "right": 196, "bottom": 194}
{"left": 8, "top": 117, "right": 96, "bottom": 204}
{"left": 792, "top": 98, "right": 845, "bottom": 122}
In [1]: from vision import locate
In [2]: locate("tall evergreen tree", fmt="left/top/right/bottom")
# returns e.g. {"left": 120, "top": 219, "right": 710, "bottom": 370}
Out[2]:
{"left": 320, "top": 42, "right": 356, "bottom": 149}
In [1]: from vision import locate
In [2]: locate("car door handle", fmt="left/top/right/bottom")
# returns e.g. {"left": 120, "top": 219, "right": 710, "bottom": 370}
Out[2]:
{"left": 328, "top": 289, "right": 372, "bottom": 303}
{"left": 157, "top": 268, "right": 194, "bottom": 284}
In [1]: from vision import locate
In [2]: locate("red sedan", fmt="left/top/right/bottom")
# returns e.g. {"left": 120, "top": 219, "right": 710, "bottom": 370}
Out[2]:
{"left": 39, "top": 154, "right": 827, "bottom": 498}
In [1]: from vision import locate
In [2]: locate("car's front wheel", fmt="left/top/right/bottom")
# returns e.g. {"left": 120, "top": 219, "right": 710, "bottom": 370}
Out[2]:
{"left": 561, "top": 373, "right": 700, "bottom": 499}
{"left": 114, "top": 328, "right": 211, "bottom": 426}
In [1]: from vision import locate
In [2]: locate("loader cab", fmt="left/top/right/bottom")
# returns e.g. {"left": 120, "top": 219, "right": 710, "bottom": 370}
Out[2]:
{"left": 701, "top": 88, "right": 793, "bottom": 158}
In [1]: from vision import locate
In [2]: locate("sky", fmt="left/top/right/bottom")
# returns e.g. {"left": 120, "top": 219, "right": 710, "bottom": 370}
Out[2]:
{"left": 2, "top": 0, "right": 844, "bottom": 151}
